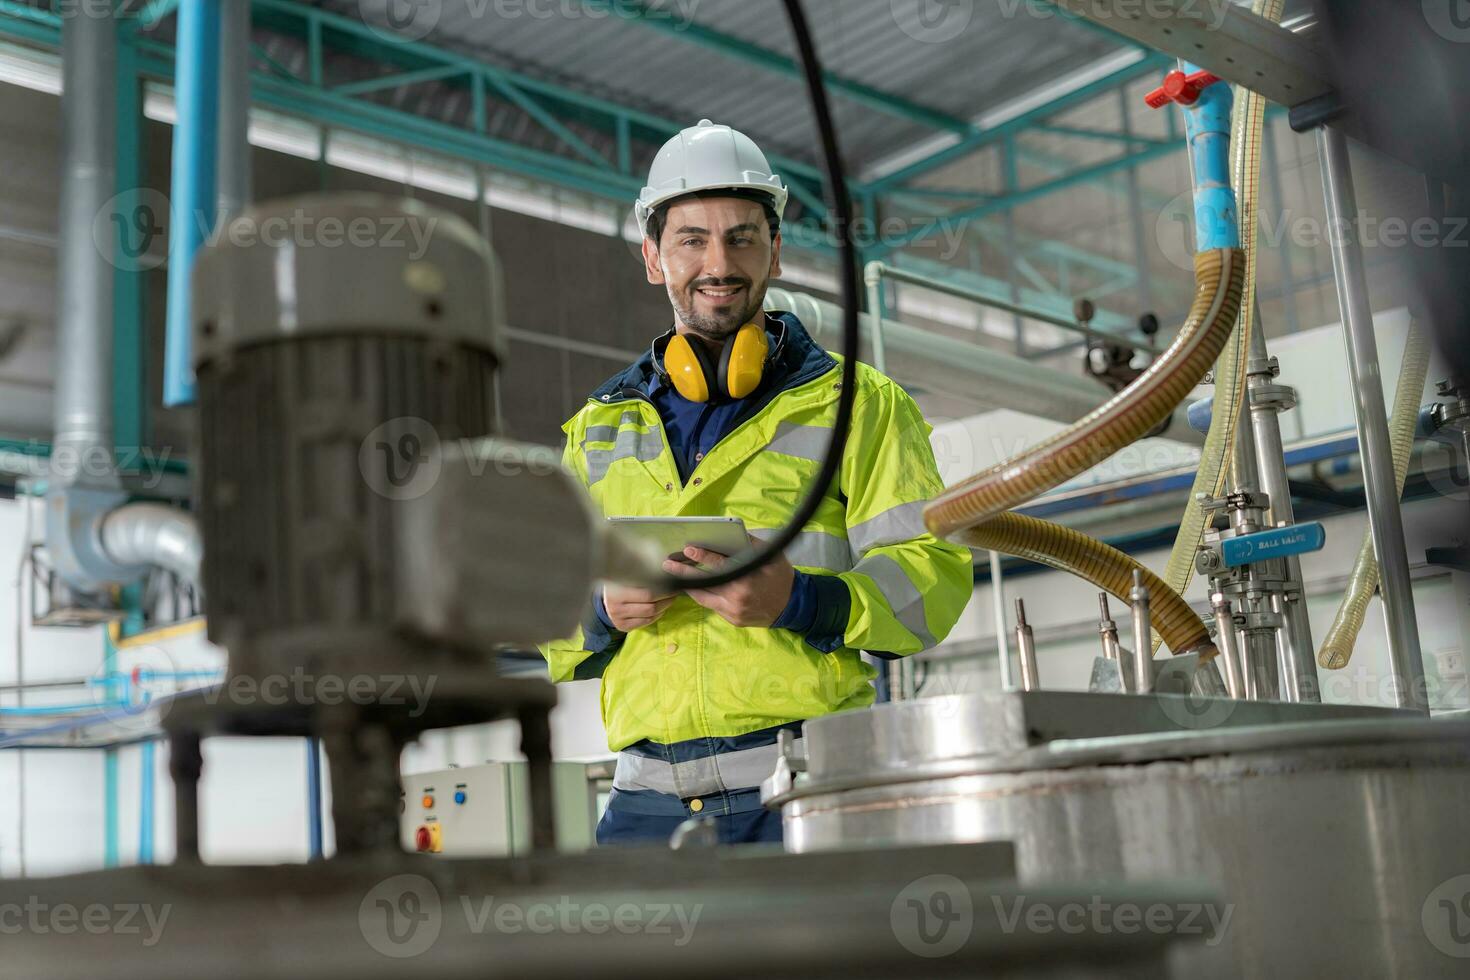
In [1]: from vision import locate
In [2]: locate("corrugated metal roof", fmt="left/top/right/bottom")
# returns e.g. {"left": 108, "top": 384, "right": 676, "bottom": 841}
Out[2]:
{"left": 311, "top": 0, "right": 1131, "bottom": 174}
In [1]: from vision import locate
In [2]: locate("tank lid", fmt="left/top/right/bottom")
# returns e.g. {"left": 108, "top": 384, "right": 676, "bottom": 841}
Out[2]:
{"left": 191, "top": 194, "right": 505, "bottom": 365}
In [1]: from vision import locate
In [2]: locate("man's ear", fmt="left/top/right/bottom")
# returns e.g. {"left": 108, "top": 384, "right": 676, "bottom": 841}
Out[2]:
{"left": 769, "top": 231, "right": 783, "bottom": 280}
{"left": 642, "top": 237, "right": 666, "bottom": 285}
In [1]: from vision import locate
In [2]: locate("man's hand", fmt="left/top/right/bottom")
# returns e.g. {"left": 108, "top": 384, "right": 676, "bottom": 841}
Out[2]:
{"left": 602, "top": 584, "right": 679, "bottom": 632}
{"left": 663, "top": 537, "right": 795, "bottom": 628}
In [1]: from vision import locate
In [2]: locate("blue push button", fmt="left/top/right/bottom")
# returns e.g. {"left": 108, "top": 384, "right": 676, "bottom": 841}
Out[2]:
{"left": 454, "top": 790, "right": 467, "bottom": 805}
{"left": 1221, "top": 523, "right": 1327, "bottom": 568}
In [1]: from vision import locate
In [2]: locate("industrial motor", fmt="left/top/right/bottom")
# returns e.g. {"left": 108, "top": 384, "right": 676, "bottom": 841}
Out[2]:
{"left": 190, "top": 194, "right": 505, "bottom": 678}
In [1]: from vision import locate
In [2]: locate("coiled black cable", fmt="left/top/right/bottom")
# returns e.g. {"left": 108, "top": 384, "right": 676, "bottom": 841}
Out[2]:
{"left": 657, "top": 0, "right": 860, "bottom": 591}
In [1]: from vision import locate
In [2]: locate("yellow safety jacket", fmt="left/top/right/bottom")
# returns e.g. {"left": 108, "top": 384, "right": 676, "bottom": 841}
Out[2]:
{"left": 541, "top": 314, "right": 973, "bottom": 751}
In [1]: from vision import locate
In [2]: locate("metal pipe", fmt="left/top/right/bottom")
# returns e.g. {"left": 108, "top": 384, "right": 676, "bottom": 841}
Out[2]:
{"left": 52, "top": 10, "right": 117, "bottom": 482}
{"left": 865, "top": 261, "right": 1164, "bottom": 356}
{"left": 1243, "top": 626, "right": 1281, "bottom": 701}
{"left": 862, "top": 265, "right": 889, "bottom": 372}
{"left": 1316, "top": 127, "right": 1426, "bottom": 712}
{"left": 765, "top": 287, "right": 1201, "bottom": 440}
{"left": 163, "top": 0, "right": 221, "bottom": 408}
{"left": 990, "top": 551, "right": 1013, "bottom": 690}
{"left": 1014, "top": 599, "right": 1039, "bottom": 692}
{"left": 1098, "top": 592, "right": 1122, "bottom": 662}
{"left": 216, "top": 0, "right": 252, "bottom": 219}
{"left": 1244, "top": 305, "right": 1319, "bottom": 701}
{"left": 1211, "top": 594, "right": 1245, "bottom": 698}
{"left": 99, "top": 504, "right": 203, "bottom": 586}
{"left": 1130, "top": 569, "right": 1153, "bottom": 694}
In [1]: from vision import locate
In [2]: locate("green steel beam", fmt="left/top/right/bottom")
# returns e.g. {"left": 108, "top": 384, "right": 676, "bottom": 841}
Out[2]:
{"left": 867, "top": 52, "right": 1171, "bottom": 192}
{"left": 876, "top": 137, "right": 1181, "bottom": 257}
{"left": 1031, "top": 123, "right": 1173, "bottom": 147}
{"left": 250, "top": 40, "right": 300, "bottom": 81}
{"left": 0, "top": 0, "right": 57, "bottom": 44}
{"left": 331, "top": 61, "right": 467, "bottom": 96}
{"left": 597, "top": 0, "right": 971, "bottom": 134}
{"left": 479, "top": 73, "right": 610, "bottom": 168}
{"left": 248, "top": 0, "right": 833, "bottom": 186}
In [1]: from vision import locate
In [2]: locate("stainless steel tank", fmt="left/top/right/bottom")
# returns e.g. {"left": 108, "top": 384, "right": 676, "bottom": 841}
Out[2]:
{"left": 766, "top": 693, "right": 1470, "bottom": 978}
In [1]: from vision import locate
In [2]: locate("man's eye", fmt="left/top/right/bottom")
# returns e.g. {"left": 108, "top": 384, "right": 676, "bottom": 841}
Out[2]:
{"left": 730, "top": 236, "right": 753, "bottom": 247}
{"left": 681, "top": 238, "right": 704, "bottom": 248}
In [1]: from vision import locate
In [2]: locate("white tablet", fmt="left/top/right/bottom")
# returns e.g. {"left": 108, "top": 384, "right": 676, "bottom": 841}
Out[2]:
{"left": 606, "top": 516, "right": 751, "bottom": 562}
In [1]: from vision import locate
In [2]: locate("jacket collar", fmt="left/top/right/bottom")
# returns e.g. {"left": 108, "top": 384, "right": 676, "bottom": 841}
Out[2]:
{"left": 588, "top": 310, "right": 837, "bottom": 407}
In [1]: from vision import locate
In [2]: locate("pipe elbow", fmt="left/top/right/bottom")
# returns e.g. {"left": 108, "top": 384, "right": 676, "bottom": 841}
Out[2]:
{"left": 100, "top": 503, "right": 203, "bottom": 587}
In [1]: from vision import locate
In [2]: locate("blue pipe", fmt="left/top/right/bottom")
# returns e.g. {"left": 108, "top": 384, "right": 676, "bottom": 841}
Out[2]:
{"left": 305, "top": 737, "right": 324, "bottom": 859}
{"left": 139, "top": 740, "right": 155, "bottom": 864}
{"left": 1180, "top": 62, "right": 1240, "bottom": 253}
{"left": 104, "top": 748, "right": 119, "bottom": 867}
{"left": 162, "top": 0, "right": 219, "bottom": 407}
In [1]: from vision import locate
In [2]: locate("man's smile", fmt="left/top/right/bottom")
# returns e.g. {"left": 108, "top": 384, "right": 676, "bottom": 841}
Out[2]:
{"left": 695, "top": 284, "right": 746, "bottom": 301}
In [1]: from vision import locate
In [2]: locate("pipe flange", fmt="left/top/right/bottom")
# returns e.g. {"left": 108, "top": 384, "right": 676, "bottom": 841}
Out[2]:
{"left": 191, "top": 194, "right": 506, "bottom": 368}
{"left": 1250, "top": 382, "right": 1299, "bottom": 412}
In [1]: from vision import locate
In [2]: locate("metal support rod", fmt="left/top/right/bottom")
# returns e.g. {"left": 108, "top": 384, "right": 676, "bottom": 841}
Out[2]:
{"left": 519, "top": 707, "right": 558, "bottom": 852}
{"left": 990, "top": 551, "right": 1013, "bottom": 691}
{"left": 1130, "top": 570, "right": 1154, "bottom": 694}
{"left": 216, "top": 0, "right": 251, "bottom": 219}
{"left": 1097, "top": 592, "right": 1122, "bottom": 662}
{"left": 1245, "top": 306, "right": 1319, "bottom": 702}
{"left": 1316, "top": 127, "right": 1426, "bottom": 712}
{"left": 1230, "top": 367, "right": 1263, "bottom": 498}
{"left": 53, "top": 8, "right": 117, "bottom": 476}
{"left": 1243, "top": 626, "right": 1281, "bottom": 701}
{"left": 1015, "top": 599, "right": 1039, "bottom": 692}
{"left": 1211, "top": 594, "right": 1245, "bottom": 699}
{"left": 169, "top": 731, "right": 202, "bottom": 863}
{"left": 863, "top": 265, "right": 889, "bottom": 374}
{"left": 864, "top": 261, "right": 1163, "bottom": 356}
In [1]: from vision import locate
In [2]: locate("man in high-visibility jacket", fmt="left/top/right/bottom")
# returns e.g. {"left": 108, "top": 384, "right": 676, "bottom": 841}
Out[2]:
{"left": 542, "top": 120, "right": 973, "bottom": 846}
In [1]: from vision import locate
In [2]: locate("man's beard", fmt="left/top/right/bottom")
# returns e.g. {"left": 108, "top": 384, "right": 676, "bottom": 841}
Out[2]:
{"left": 672, "top": 278, "right": 765, "bottom": 343}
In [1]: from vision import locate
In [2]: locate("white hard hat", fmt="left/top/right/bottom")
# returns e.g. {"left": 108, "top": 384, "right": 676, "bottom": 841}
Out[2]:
{"left": 635, "top": 119, "right": 789, "bottom": 237}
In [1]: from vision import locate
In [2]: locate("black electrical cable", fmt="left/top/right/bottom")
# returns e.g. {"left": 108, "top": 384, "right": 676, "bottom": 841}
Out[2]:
{"left": 656, "top": 0, "right": 860, "bottom": 592}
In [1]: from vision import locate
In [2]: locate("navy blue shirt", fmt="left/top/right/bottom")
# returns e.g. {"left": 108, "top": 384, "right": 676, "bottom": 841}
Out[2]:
{"left": 584, "top": 317, "right": 850, "bottom": 660}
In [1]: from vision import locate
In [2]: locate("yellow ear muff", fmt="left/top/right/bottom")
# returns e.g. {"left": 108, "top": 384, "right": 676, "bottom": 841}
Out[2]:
{"left": 664, "top": 333, "right": 713, "bottom": 403}
{"left": 723, "top": 322, "right": 770, "bottom": 400}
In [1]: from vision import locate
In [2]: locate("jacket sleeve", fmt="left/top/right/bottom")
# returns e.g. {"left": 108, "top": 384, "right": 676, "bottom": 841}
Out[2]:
{"left": 833, "top": 376, "right": 973, "bottom": 656}
{"left": 539, "top": 418, "right": 626, "bottom": 683}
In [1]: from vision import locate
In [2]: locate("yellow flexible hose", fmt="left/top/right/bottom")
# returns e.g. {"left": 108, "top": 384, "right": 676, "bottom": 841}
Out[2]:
{"left": 1156, "top": 0, "right": 1283, "bottom": 648}
{"left": 957, "top": 513, "right": 1213, "bottom": 656}
{"left": 1318, "top": 320, "right": 1431, "bottom": 670}
{"left": 925, "top": 248, "right": 1247, "bottom": 537}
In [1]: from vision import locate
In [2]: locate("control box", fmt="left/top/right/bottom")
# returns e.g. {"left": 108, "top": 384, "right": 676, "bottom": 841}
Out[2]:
{"left": 400, "top": 761, "right": 608, "bottom": 857}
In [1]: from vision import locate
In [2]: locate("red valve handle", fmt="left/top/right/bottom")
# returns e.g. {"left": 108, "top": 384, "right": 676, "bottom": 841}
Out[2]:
{"left": 1145, "top": 69, "right": 1224, "bottom": 109}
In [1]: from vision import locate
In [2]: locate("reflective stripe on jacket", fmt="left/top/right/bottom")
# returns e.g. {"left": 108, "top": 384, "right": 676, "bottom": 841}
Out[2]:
{"left": 541, "top": 317, "right": 973, "bottom": 751}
